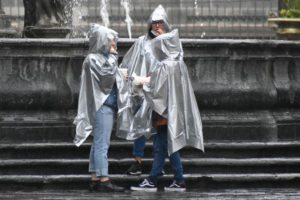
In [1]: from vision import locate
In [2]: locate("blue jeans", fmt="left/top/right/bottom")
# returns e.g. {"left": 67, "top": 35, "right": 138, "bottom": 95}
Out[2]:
{"left": 89, "top": 105, "right": 114, "bottom": 177}
{"left": 133, "top": 135, "right": 146, "bottom": 157}
{"left": 132, "top": 103, "right": 146, "bottom": 157}
{"left": 148, "top": 125, "right": 184, "bottom": 184}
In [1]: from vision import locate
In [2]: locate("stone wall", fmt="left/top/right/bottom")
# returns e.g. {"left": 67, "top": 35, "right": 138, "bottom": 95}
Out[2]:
{"left": 0, "top": 38, "right": 300, "bottom": 142}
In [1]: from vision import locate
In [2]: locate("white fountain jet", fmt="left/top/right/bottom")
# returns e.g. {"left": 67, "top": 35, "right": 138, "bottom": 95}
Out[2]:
{"left": 194, "top": 0, "right": 199, "bottom": 16}
{"left": 121, "top": 0, "right": 133, "bottom": 39}
{"left": 101, "top": 0, "right": 110, "bottom": 27}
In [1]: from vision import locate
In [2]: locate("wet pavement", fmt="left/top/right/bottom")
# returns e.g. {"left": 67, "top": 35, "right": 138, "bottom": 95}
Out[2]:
{"left": 1, "top": 188, "right": 300, "bottom": 200}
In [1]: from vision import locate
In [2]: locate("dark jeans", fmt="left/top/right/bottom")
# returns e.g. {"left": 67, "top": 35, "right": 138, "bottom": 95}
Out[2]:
{"left": 132, "top": 103, "right": 146, "bottom": 157}
{"left": 133, "top": 135, "right": 146, "bottom": 157}
{"left": 148, "top": 125, "right": 184, "bottom": 184}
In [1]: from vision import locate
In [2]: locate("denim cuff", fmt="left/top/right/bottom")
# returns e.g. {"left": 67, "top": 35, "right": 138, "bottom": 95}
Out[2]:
{"left": 95, "top": 168, "right": 109, "bottom": 177}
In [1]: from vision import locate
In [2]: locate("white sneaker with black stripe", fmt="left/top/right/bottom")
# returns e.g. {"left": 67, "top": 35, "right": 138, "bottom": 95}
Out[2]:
{"left": 164, "top": 180, "right": 186, "bottom": 192}
{"left": 130, "top": 178, "right": 157, "bottom": 192}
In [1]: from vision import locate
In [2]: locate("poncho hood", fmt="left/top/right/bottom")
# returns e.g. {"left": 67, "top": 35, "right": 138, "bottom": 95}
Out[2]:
{"left": 147, "top": 5, "right": 171, "bottom": 34}
{"left": 89, "top": 23, "right": 118, "bottom": 54}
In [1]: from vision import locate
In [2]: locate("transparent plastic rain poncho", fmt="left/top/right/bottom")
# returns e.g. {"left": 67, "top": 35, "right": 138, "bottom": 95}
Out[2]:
{"left": 146, "top": 29, "right": 204, "bottom": 154}
{"left": 120, "top": 5, "right": 204, "bottom": 154}
{"left": 119, "top": 5, "right": 171, "bottom": 139}
{"left": 73, "top": 24, "right": 131, "bottom": 146}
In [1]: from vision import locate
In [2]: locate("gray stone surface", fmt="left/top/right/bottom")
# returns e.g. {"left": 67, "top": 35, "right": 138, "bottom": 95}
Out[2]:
{"left": 1, "top": 39, "right": 300, "bottom": 142}
{"left": 0, "top": 188, "right": 300, "bottom": 200}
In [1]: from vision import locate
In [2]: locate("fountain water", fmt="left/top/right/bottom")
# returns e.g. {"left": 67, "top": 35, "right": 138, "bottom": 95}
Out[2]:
{"left": 100, "top": 0, "right": 110, "bottom": 27}
{"left": 200, "top": 31, "right": 206, "bottom": 38}
{"left": 70, "top": 0, "right": 85, "bottom": 37}
{"left": 194, "top": 0, "right": 199, "bottom": 16}
{"left": 194, "top": 0, "right": 205, "bottom": 38}
{"left": 121, "top": 0, "right": 133, "bottom": 39}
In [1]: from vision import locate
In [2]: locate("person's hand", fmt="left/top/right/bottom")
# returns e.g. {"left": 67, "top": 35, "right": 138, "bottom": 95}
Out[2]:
{"left": 140, "top": 80, "right": 147, "bottom": 85}
{"left": 140, "top": 77, "right": 150, "bottom": 85}
{"left": 155, "top": 29, "right": 164, "bottom": 36}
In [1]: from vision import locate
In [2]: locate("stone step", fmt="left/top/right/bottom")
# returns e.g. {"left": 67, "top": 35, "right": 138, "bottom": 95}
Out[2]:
{"left": 1, "top": 158, "right": 300, "bottom": 175}
{"left": 1, "top": 173, "right": 300, "bottom": 191}
{"left": 0, "top": 121, "right": 75, "bottom": 143}
{"left": 1, "top": 141, "right": 300, "bottom": 159}
{"left": 2, "top": 109, "right": 294, "bottom": 143}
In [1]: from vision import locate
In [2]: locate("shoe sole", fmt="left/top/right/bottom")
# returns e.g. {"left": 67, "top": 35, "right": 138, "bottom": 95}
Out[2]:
{"left": 127, "top": 171, "right": 142, "bottom": 175}
{"left": 164, "top": 187, "right": 186, "bottom": 192}
{"left": 130, "top": 186, "right": 157, "bottom": 192}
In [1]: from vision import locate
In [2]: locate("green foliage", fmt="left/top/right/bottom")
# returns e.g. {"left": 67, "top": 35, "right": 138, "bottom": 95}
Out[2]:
{"left": 280, "top": 0, "right": 300, "bottom": 18}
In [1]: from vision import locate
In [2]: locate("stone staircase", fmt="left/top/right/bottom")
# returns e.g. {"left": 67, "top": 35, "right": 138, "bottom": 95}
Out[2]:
{"left": 1, "top": 114, "right": 300, "bottom": 191}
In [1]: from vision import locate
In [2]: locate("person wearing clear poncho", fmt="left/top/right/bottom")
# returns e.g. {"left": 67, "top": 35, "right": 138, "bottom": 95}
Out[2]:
{"left": 127, "top": 10, "right": 204, "bottom": 193}
{"left": 73, "top": 24, "right": 130, "bottom": 192}
{"left": 120, "top": 4, "right": 173, "bottom": 176}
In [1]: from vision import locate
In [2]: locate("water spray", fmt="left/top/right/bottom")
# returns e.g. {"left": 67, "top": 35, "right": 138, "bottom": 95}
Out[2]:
{"left": 121, "top": 0, "right": 133, "bottom": 39}
{"left": 194, "top": 0, "right": 199, "bottom": 16}
{"left": 101, "top": 0, "right": 110, "bottom": 27}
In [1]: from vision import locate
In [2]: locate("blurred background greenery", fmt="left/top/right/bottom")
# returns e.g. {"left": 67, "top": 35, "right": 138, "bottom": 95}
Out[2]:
{"left": 280, "top": 0, "right": 300, "bottom": 18}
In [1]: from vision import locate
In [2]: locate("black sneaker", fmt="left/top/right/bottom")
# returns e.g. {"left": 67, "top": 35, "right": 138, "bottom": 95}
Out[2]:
{"left": 126, "top": 161, "right": 142, "bottom": 175}
{"left": 130, "top": 178, "right": 157, "bottom": 192}
{"left": 89, "top": 180, "right": 98, "bottom": 191}
{"left": 90, "top": 180, "right": 125, "bottom": 192}
{"left": 100, "top": 180, "right": 125, "bottom": 192}
{"left": 164, "top": 180, "right": 186, "bottom": 192}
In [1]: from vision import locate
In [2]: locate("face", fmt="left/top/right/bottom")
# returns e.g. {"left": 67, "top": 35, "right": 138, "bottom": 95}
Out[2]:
{"left": 151, "top": 20, "right": 164, "bottom": 36}
{"left": 110, "top": 40, "right": 116, "bottom": 49}
{"left": 109, "top": 40, "right": 117, "bottom": 53}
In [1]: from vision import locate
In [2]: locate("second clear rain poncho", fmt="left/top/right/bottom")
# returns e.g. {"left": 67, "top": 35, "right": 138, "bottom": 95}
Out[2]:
{"left": 119, "top": 5, "right": 172, "bottom": 138}
{"left": 73, "top": 24, "right": 131, "bottom": 146}
{"left": 131, "top": 29, "right": 204, "bottom": 154}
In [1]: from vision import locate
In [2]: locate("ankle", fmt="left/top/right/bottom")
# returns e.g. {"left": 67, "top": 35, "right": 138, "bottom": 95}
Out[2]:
{"left": 135, "top": 156, "right": 142, "bottom": 164}
{"left": 100, "top": 177, "right": 109, "bottom": 182}
{"left": 91, "top": 173, "right": 100, "bottom": 181}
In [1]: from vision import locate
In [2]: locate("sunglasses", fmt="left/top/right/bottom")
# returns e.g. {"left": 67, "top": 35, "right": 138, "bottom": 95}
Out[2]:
{"left": 152, "top": 21, "right": 164, "bottom": 26}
